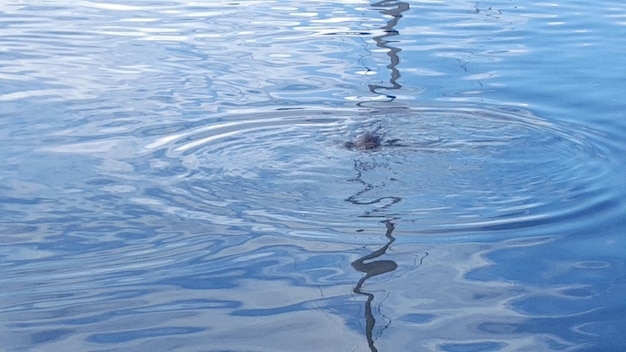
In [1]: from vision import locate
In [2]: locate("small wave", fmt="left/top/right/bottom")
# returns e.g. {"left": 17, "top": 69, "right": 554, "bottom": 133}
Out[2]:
{"left": 101, "top": 105, "right": 620, "bottom": 241}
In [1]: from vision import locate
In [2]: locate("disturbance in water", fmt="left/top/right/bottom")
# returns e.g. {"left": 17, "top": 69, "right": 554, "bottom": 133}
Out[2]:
{"left": 343, "top": 131, "right": 404, "bottom": 151}
{"left": 344, "top": 132, "right": 383, "bottom": 150}
{"left": 106, "top": 105, "right": 618, "bottom": 241}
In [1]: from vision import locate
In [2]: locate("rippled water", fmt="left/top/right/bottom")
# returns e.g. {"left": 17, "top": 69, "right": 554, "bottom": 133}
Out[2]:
{"left": 1, "top": 1, "right": 625, "bottom": 351}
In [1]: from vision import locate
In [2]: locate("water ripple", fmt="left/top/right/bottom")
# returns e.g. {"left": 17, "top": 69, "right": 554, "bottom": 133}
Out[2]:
{"left": 70, "top": 104, "right": 620, "bottom": 242}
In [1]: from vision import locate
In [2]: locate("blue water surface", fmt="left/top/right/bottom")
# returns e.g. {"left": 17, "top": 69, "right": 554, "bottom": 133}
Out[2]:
{"left": 1, "top": 1, "right": 625, "bottom": 351}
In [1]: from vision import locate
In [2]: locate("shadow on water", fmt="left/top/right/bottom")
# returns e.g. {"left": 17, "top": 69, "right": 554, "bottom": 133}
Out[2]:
{"left": 347, "top": 1, "right": 410, "bottom": 350}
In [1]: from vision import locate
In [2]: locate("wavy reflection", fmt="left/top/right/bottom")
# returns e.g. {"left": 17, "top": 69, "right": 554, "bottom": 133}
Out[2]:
{"left": 361, "top": 0, "right": 409, "bottom": 103}
{"left": 346, "top": 156, "right": 402, "bottom": 351}
{"left": 348, "top": 1, "right": 409, "bottom": 350}
{"left": 351, "top": 220, "right": 397, "bottom": 352}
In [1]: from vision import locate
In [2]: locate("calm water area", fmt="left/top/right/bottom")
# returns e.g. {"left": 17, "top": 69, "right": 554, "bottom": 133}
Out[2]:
{"left": 1, "top": 1, "right": 626, "bottom": 351}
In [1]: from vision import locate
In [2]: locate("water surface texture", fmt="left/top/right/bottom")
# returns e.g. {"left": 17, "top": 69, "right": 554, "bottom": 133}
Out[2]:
{"left": 1, "top": 1, "right": 626, "bottom": 351}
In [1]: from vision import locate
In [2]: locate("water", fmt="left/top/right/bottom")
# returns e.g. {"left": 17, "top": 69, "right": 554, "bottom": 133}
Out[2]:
{"left": 1, "top": 1, "right": 625, "bottom": 351}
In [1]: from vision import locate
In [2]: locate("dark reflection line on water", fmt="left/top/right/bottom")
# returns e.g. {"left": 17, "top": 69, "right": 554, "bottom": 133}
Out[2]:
{"left": 351, "top": 220, "right": 398, "bottom": 352}
{"left": 348, "top": 1, "right": 410, "bottom": 350}
{"left": 359, "top": 0, "right": 409, "bottom": 104}
{"left": 346, "top": 157, "right": 412, "bottom": 351}
{"left": 346, "top": 160, "right": 401, "bottom": 212}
